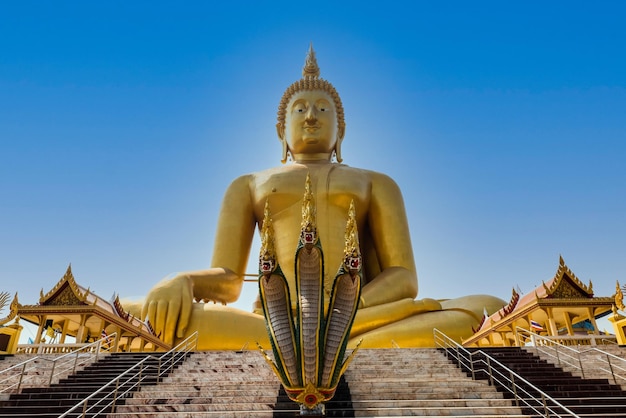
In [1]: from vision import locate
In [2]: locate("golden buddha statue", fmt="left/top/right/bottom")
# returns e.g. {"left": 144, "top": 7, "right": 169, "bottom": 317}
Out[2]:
{"left": 125, "top": 46, "right": 505, "bottom": 350}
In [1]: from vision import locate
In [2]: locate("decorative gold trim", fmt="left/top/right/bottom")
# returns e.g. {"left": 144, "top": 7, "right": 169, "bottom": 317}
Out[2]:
{"left": 259, "top": 200, "right": 277, "bottom": 276}
{"left": 616, "top": 281, "right": 625, "bottom": 311}
{"left": 0, "top": 292, "right": 18, "bottom": 326}
{"left": 342, "top": 200, "right": 361, "bottom": 275}
{"left": 338, "top": 339, "right": 362, "bottom": 377}
{"left": 39, "top": 264, "right": 89, "bottom": 305}
{"left": 543, "top": 256, "right": 593, "bottom": 297}
{"left": 499, "top": 288, "right": 519, "bottom": 317}
{"left": 295, "top": 382, "right": 326, "bottom": 409}
{"left": 300, "top": 173, "right": 318, "bottom": 245}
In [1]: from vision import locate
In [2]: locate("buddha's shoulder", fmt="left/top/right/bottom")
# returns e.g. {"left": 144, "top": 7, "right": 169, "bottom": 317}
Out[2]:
{"left": 237, "top": 164, "right": 398, "bottom": 185}
{"left": 338, "top": 165, "right": 399, "bottom": 185}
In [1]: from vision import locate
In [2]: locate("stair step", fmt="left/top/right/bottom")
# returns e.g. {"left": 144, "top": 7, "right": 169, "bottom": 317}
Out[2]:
{"left": 0, "top": 351, "right": 186, "bottom": 416}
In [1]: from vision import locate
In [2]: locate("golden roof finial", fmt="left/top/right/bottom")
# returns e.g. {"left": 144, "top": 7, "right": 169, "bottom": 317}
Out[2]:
{"left": 302, "top": 43, "right": 320, "bottom": 78}
{"left": 616, "top": 280, "right": 625, "bottom": 311}
{"left": 259, "top": 200, "right": 277, "bottom": 275}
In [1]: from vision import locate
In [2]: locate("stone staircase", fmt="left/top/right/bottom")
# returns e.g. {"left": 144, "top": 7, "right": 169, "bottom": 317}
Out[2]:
{"left": 463, "top": 347, "right": 626, "bottom": 417}
{"left": 107, "top": 348, "right": 524, "bottom": 417}
{"left": 0, "top": 352, "right": 187, "bottom": 418}
{"left": 0, "top": 352, "right": 100, "bottom": 399}
{"left": 525, "top": 344, "right": 626, "bottom": 391}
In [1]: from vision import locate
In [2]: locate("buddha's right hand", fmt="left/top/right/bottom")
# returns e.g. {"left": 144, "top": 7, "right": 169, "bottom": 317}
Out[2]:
{"left": 141, "top": 273, "right": 193, "bottom": 346}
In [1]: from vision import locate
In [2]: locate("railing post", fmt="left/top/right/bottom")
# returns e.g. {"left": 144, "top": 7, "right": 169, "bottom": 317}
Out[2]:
{"left": 81, "top": 398, "right": 88, "bottom": 417}
{"left": 111, "top": 376, "right": 120, "bottom": 413}
{"left": 73, "top": 351, "right": 79, "bottom": 375}
{"left": 510, "top": 370, "right": 519, "bottom": 407}
{"left": 554, "top": 344, "right": 561, "bottom": 367}
{"left": 486, "top": 355, "right": 494, "bottom": 387}
{"left": 469, "top": 352, "right": 476, "bottom": 380}
{"left": 579, "top": 352, "right": 585, "bottom": 379}
{"left": 48, "top": 360, "right": 56, "bottom": 386}
{"left": 17, "top": 362, "right": 27, "bottom": 392}
{"left": 541, "top": 392, "right": 550, "bottom": 417}
{"left": 138, "top": 361, "right": 143, "bottom": 390}
{"left": 607, "top": 354, "right": 617, "bottom": 385}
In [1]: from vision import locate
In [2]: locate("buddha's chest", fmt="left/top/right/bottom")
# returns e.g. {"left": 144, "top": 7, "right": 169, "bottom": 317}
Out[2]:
{"left": 252, "top": 166, "right": 370, "bottom": 222}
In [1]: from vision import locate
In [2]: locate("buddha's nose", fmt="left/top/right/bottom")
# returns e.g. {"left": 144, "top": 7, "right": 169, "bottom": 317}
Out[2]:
{"left": 305, "top": 105, "right": 317, "bottom": 122}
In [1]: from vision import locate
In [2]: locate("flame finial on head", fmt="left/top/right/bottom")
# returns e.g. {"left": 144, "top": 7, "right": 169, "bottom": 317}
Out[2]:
{"left": 302, "top": 44, "right": 320, "bottom": 78}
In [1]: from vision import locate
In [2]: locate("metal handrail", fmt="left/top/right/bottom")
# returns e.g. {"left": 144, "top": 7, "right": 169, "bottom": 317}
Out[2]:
{"left": 0, "top": 333, "right": 116, "bottom": 395}
{"left": 433, "top": 328, "right": 579, "bottom": 417}
{"left": 59, "top": 331, "right": 198, "bottom": 418}
{"left": 516, "top": 330, "right": 617, "bottom": 347}
{"left": 516, "top": 326, "right": 626, "bottom": 386}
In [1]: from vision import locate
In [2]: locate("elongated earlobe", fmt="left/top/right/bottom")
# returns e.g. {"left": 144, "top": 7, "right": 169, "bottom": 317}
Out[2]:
{"left": 277, "top": 123, "right": 289, "bottom": 164}
{"left": 281, "top": 139, "right": 289, "bottom": 164}
{"left": 334, "top": 123, "right": 345, "bottom": 163}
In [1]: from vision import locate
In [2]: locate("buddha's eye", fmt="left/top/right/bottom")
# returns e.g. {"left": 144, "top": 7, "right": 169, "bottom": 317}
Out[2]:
{"left": 316, "top": 100, "right": 330, "bottom": 112}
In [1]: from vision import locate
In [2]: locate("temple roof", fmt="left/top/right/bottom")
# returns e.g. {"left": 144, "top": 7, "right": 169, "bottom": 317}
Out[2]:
{"left": 467, "top": 257, "right": 613, "bottom": 343}
{"left": 18, "top": 265, "right": 166, "bottom": 350}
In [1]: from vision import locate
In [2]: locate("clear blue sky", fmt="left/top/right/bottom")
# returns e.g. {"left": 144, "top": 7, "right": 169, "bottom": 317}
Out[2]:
{"left": 1, "top": 2, "right": 625, "bottom": 323}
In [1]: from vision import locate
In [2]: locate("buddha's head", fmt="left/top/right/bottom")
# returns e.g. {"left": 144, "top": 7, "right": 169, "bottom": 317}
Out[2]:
{"left": 276, "top": 45, "right": 345, "bottom": 163}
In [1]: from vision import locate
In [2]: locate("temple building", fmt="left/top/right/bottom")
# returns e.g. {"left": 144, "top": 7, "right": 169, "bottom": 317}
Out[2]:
{"left": 2, "top": 257, "right": 622, "bottom": 355}
{"left": 464, "top": 257, "right": 615, "bottom": 347}
{"left": 11, "top": 265, "right": 168, "bottom": 353}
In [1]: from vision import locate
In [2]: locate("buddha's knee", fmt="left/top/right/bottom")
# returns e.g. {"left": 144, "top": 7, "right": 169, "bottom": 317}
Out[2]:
{"left": 440, "top": 294, "right": 507, "bottom": 318}
{"left": 350, "top": 307, "right": 494, "bottom": 348}
{"left": 184, "top": 303, "right": 269, "bottom": 350}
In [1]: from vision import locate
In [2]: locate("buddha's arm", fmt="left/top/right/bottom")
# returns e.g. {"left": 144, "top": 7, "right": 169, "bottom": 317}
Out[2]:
{"left": 206, "top": 174, "right": 256, "bottom": 290}
{"left": 359, "top": 172, "right": 418, "bottom": 308}
{"left": 182, "top": 174, "right": 257, "bottom": 302}
{"left": 141, "top": 175, "right": 256, "bottom": 345}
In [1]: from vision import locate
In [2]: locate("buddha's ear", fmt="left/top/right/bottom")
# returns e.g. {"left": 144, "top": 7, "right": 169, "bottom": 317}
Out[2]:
{"left": 337, "top": 123, "right": 345, "bottom": 142}
{"left": 335, "top": 123, "right": 345, "bottom": 163}
{"left": 277, "top": 122, "right": 288, "bottom": 164}
{"left": 276, "top": 122, "right": 285, "bottom": 141}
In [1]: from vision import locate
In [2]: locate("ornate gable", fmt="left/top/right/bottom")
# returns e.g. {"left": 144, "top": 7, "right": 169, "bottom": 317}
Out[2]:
{"left": 39, "top": 264, "right": 90, "bottom": 306}
{"left": 615, "top": 281, "right": 625, "bottom": 311}
{"left": 543, "top": 256, "right": 593, "bottom": 299}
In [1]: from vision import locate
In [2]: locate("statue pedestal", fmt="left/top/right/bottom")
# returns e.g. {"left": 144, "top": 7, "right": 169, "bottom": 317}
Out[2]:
{"left": 0, "top": 322, "right": 23, "bottom": 354}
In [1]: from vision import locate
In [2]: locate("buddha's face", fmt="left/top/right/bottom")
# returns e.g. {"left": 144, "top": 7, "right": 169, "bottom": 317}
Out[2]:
{"left": 284, "top": 90, "right": 338, "bottom": 157}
